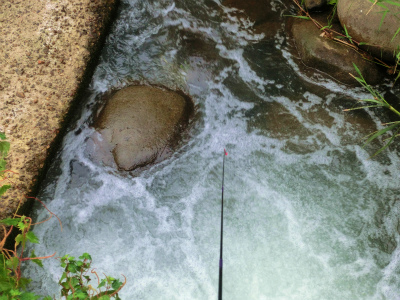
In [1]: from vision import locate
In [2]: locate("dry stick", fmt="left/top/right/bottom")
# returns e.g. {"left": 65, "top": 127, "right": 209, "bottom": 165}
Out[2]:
{"left": 27, "top": 196, "right": 63, "bottom": 231}
{"left": 0, "top": 224, "right": 13, "bottom": 250}
{"left": 0, "top": 172, "right": 63, "bottom": 282}
{"left": 366, "top": 0, "right": 378, "bottom": 16}
{"left": 92, "top": 268, "right": 101, "bottom": 286}
{"left": 20, "top": 252, "right": 56, "bottom": 262}
{"left": 1, "top": 172, "right": 63, "bottom": 231}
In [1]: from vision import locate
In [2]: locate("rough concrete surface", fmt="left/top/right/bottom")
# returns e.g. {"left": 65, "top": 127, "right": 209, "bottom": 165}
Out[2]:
{"left": 0, "top": 0, "right": 118, "bottom": 227}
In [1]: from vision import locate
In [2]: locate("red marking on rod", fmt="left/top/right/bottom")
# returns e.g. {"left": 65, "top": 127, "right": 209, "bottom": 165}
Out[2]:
{"left": 224, "top": 149, "right": 228, "bottom": 156}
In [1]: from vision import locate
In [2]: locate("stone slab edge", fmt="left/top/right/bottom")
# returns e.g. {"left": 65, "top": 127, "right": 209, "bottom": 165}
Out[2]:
{"left": 0, "top": 0, "right": 120, "bottom": 239}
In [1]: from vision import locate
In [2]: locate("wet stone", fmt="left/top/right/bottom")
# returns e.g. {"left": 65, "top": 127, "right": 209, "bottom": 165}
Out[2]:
{"left": 88, "top": 85, "right": 194, "bottom": 171}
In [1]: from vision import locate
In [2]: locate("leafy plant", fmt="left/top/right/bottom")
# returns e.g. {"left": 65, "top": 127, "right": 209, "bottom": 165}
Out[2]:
{"left": 0, "top": 133, "right": 126, "bottom": 299}
{"left": 345, "top": 64, "right": 400, "bottom": 157}
{"left": 59, "top": 253, "right": 125, "bottom": 300}
{"left": 0, "top": 133, "right": 11, "bottom": 198}
{"left": 0, "top": 214, "right": 54, "bottom": 300}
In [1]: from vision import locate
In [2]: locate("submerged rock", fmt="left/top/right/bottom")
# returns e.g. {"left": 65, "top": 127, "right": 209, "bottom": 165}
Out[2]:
{"left": 304, "top": 0, "right": 327, "bottom": 10}
{"left": 222, "top": 0, "right": 275, "bottom": 25}
{"left": 88, "top": 85, "right": 193, "bottom": 171}
{"left": 222, "top": 0, "right": 294, "bottom": 41}
{"left": 337, "top": 0, "right": 400, "bottom": 63}
{"left": 290, "top": 17, "right": 382, "bottom": 85}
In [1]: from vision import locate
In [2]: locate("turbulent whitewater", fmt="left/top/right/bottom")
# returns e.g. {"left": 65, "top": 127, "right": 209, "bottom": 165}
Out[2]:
{"left": 25, "top": 0, "right": 400, "bottom": 299}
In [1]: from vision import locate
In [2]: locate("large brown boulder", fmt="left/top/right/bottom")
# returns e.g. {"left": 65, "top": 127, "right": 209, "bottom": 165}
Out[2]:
{"left": 337, "top": 0, "right": 400, "bottom": 63}
{"left": 291, "top": 17, "right": 382, "bottom": 85}
{"left": 87, "top": 85, "right": 193, "bottom": 171}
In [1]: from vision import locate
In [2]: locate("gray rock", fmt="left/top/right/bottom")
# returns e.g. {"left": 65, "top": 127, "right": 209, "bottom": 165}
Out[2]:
{"left": 337, "top": 0, "right": 400, "bottom": 63}
{"left": 291, "top": 17, "right": 382, "bottom": 85}
{"left": 88, "top": 85, "right": 193, "bottom": 171}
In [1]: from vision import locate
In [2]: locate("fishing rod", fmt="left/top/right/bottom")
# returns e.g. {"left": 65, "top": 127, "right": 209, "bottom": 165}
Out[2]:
{"left": 218, "top": 149, "right": 227, "bottom": 300}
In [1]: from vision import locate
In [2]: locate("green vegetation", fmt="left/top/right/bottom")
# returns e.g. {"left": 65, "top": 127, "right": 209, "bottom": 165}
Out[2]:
{"left": 0, "top": 133, "right": 11, "bottom": 198}
{"left": 0, "top": 133, "right": 125, "bottom": 299}
{"left": 59, "top": 253, "right": 125, "bottom": 299}
{"left": 346, "top": 64, "right": 400, "bottom": 157}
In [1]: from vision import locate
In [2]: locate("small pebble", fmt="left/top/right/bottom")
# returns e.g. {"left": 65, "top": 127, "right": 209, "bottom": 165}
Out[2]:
{"left": 16, "top": 91, "right": 25, "bottom": 98}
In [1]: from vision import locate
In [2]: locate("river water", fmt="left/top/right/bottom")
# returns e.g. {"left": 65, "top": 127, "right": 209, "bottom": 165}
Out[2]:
{"left": 25, "top": 0, "right": 400, "bottom": 299}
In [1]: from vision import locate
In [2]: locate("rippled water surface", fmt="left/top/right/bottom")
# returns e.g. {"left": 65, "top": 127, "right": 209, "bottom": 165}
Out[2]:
{"left": 25, "top": 0, "right": 400, "bottom": 299}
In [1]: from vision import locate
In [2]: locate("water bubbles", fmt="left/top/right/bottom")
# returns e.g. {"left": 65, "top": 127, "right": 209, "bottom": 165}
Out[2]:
{"left": 24, "top": 0, "right": 400, "bottom": 299}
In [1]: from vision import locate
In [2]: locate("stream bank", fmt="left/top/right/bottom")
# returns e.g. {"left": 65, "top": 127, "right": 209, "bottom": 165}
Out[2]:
{"left": 0, "top": 0, "right": 119, "bottom": 236}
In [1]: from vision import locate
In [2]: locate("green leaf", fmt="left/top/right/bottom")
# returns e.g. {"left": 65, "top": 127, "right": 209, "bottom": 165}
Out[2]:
{"left": 70, "top": 277, "right": 80, "bottom": 289}
{"left": 343, "top": 105, "right": 383, "bottom": 112}
{"left": 0, "top": 278, "right": 15, "bottom": 292}
{"left": 61, "top": 281, "right": 70, "bottom": 289}
{"left": 391, "top": 26, "right": 400, "bottom": 42}
{"left": 394, "top": 68, "right": 400, "bottom": 85}
{"left": 98, "top": 296, "right": 111, "bottom": 300}
{"left": 75, "top": 292, "right": 89, "bottom": 299}
{"left": 378, "top": 11, "right": 388, "bottom": 30}
{"left": 370, "top": 127, "right": 400, "bottom": 157}
{"left": 0, "top": 163, "right": 5, "bottom": 174}
{"left": 384, "top": 0, "right": 400, "bottom": 7}
{"left": 74, "top": 292, "right": 89, "bottom": 299}
{"left": 112, "top": 279, "right": 123, "bottom": 290}
{"left": 98, "top": 279, "right": 107, "bottom": 289}
{"left": 18, "top": 277, "right": 32, "bottom": 290}
{"left": 79, "top": 253, "right": 91, "bottom": 261}
{"left": 30, "top": 250, "right": 43, "bottom": 268}
{"left": 15, "top": 233, "right": 26, "bottom": 247}
{"left": 364, "top": 122, "right": 400, "bottom": 145}
{"left": 59, "top": 272, "right": 67, "bottom": 283}
{"left": 0, "top": 218, "right": 21, "bottom": 226}
{"left": 0, "top": 141, "right": 10, "bottom": 158}
{"left": 352, "top": 63, "right": 362, "bottom": 77}
{"left": 63, "top": 255, "right": 74, "bottom": 262}
{"left": 10, "top": 288, "right": 22, "bottom": 296}
{"left": 357, "top": 98, "right": 384, "bottom": 105}
{"left": 6, "top": 257, "right": 19, "bottom": 271}
{"left": 19, "top": 292, "right": 41, "bottom": 300}
{"left": 0, "top": 133, "right": 6, "bottom": 140}
{"left": 283, "top": 15, "right": 310, "bottom": 20}
{"left": 67, "top": 263, "right": 77, "bottom": 273}
{"left": 26, "top": 231, "right": 39, "bottom": 244}
{"left": 0, "top": 185, "right": 11, "bottom": 197}
{"left": 320, "top": 25, "right": 332, "bottom": 30}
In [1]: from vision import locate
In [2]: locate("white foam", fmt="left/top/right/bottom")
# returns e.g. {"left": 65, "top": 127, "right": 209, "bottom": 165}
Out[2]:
{"left": 24, "top": 0, "right": 400, "bottom": 299}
